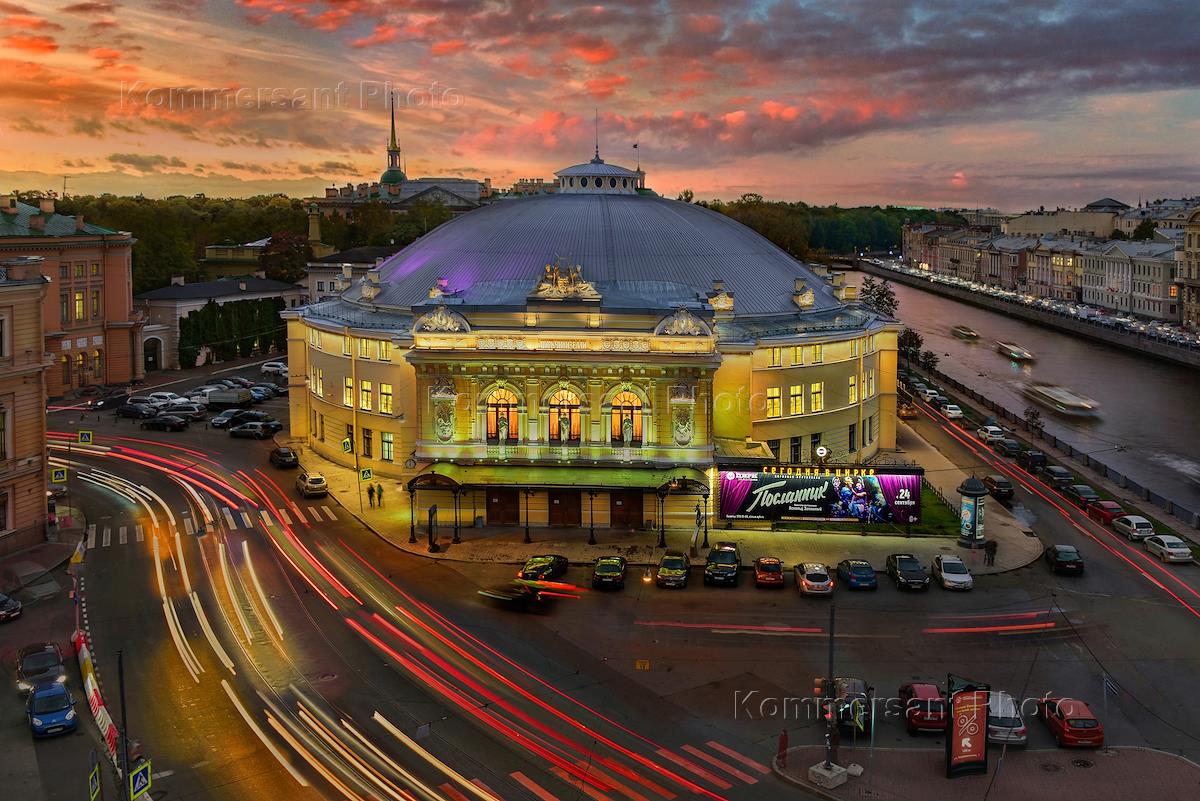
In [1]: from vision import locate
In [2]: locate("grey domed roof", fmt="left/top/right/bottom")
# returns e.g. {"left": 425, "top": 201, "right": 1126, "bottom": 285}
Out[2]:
{"left": 372, "top": 193, "right": 842, "bottom": 315}
{"left": 555, "top": 159, "right": 641, "bottom": 178}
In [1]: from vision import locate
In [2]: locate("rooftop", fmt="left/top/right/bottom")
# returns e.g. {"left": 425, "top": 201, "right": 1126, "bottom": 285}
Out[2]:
{"left": 0, "top": 199, "right": 124, "bottom": 238}
{"left": 136, "top": 276, "right": 300, "bottom": 301}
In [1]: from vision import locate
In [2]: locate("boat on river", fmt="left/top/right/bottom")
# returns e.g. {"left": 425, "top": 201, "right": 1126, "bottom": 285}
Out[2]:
{"left": 1022, "top": 382, "right": 1100, "bottom": 418}
{"left": 951, "top": 325, "right": 979, "bottom": 340}
{"left": 996, "top": 340, "right": 1036, "bottom": 361}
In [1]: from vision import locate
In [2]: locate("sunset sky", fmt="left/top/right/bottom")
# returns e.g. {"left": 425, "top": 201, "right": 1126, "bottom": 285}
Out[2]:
{"left": 3, "top": 0, "right": 1199, "bottom": 209}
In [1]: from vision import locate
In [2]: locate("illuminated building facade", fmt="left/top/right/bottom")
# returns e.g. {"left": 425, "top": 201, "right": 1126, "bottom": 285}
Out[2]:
{"left": 285, "top": 155, "right": 899, "bottom": 532}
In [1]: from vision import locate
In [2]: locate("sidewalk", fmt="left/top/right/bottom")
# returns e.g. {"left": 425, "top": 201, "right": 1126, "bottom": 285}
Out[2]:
{"left": 773, "top": 744, "right": 1200, "bottom": 801}
{"left": 282, "top": 423, "right": 1043, "bottom": 575}
{"left": 0, "top": 540, "right": 78, "bottom": 595}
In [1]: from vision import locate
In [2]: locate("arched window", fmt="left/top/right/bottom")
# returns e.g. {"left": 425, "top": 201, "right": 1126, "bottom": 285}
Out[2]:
{"left": 609, "top": 177, "right": 617, "bottom": 188}
{"left": 610, "top": 391, "right": 643, "bottom": 445}
{"left": 92, "top": 349, "right": 103, "bottom": 376}
{"left": 60, "top": 354, "right": 70, "bottom": 386}
{"left": 622, "top": 178, "right": 628, "bottom": 188}
{"left": 486, "top": 388, "right": 519, "bottom": 443}
{"left": 74, "top": 352, "right": 85, "bottom": 383}
{"left": 569, "top": 177, "right": 575, "bottom": 187}
{"left": 580, "top": 177, "right": 588, "bottom": 188}
{"left": 547, "top": 389, "right": 581, "bottom": 443}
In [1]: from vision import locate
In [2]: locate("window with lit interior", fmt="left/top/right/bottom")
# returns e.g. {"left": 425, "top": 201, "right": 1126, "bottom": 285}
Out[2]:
{"left": 548, "top": 389, "right": 581, "bottom": 443}
{"left": 609, "top": 391, "right": 643, "bottom": 445}
{"left": 486, "top": 388, "right": 519, "bottom": 444}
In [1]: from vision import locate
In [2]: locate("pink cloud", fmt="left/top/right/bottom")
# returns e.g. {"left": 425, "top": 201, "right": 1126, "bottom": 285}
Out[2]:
{"left": 584, "top": 73, "right": 629, "bottom": 100}
{"left": 351, "top": 23, "right": 397, "bottom": 48}
{"left": 2, "top": 14, "right": 63, "bottom": 30}
{"left": 761, "top": 100, "right": 799, "bottom": 121}
{"left": 950, "top": 170, "right": 968, "bottom": 187}
{"left": 431, "top": 39, "right": 467, "bottom": 56}
{"left": 567, "top": 34, "right": 617, "bottom": 65}
{"left": 2, "top": 33, "right": 57, "bottom": 52}
{"left": 721, "top": 110, "right": 747, "bottom": 126}
{"left": 682, "top": 14, "right": 724, "bottom": 36}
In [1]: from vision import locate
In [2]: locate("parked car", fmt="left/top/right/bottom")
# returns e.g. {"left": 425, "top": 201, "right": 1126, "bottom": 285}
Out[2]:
{"left": 116, "top": 402, "right": 156, "bottom": 419}
{"left": 89, "top": 391, "right": 129, "bottom": 410}
{"left": 899, "top": 682, "right": 946, "bottom": 734}
{"left": 269, "top": 447, "right": 299, "bottom": 468}
{"left": 703, "top": 542, "right": 742, "bottom": 586}
{"left": 226, "top": 376, "right": 254, "bottom": 388}
{"left": 591, "top": 556, "right": 627, "bottom": 589}
{"left": 16, "top": 643, "right": 67, "bottom": 692}
{"left": 215, "top": 409, "right": 276, "bottom": 429}
{"left": 795, "top": 562, "right": 834, "bottom": 596}
{"left": 753, "top": 557, "right": 786, "bottom": 588}
{"left": 818, "top": 677, "right": 873, "bottom": 733}
{"left": 1045, "top": 544, "right": 1085, "bottom": 574}
{"left": 0, "top": 591, "right": 22, "bottom": 623}
{"left": 518, "top": 554, "right": 568, "bottom": 581}
{"left": 976, "top": 425, "right": 1006, "bottom": 443}
{"left": 655, "top": 550, "right": 690, "bottom": 588}
{"left": 295, "top": 472, "right": 328, "bottom": 498}
{"left": 230, "top": 422, "right": 273, "bottom": 439}
{"left": 1086, "top": 500, "right": 1125, "bottom": 524}
{"left": 897, "top": 403, "right": 920, "bottom": 420}
{"left": 1144, "top": 535, "right": 1194, "bottom": 563}
{"left": 931, "top": 554, "right": 974, "bottom": 590}
{"left": 885, "top": 553, "right": 929, "bottom": 590}
{"left": 836, "top": 559, "right": 877, "bottom": 590}
{"left": 1037, "top": 696, "right": 1104, "bottom": 747}
{"left": 1063, "top": 484, "right": 1101, "bottom": 509}
{"left": 942, "top": 404, "right": 964, "bottom": 419}
{"left": 987, "top": 691, "right": 1028, "bottom": 746}
{"left": 1111, "top": 514, "right": 1154, "bottom": 540}
{"left": 982, "top": 474, "right": 1014, "bottom": 501}
{"left": 251, "top": 383, "right": 281, "bottom": 397}
{"left": 147, "top": 391, "right": 184, "bottom": 408}
{"left": 993, "top": 438, "right": 1021, "bottom": 457}
{"left": 247, "top": 387, "right": 271, "bottom": 403}
{"left": 205, "top": 389, "right": 254, "bottom": 410}
{"left": 918, "top": 387, "right": 940, "bottom": 402}
{"left": 162, "top": 401, "right": 206, "bottom": 421}
{"left": 1041, "top": 466, "right": 1075, "bottom": 489}
{"left": 1016, "top": 449, "right": 1047, "bottom": 473}
{"left": 261, "top": 361, "right": 288, "bottom": 375}
{"left": 26, "top": 682, "right": 77, "bottom": 738}
{"left": 126, "top": 394, "right": 157, "bottom": 408}
{"left": 140, "top": 414, "right": 188, "bottom": 432}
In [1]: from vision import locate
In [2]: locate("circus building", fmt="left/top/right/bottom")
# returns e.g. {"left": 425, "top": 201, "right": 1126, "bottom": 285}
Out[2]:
{"left": 283, "top": 152, "right": 900, "bottom": 536}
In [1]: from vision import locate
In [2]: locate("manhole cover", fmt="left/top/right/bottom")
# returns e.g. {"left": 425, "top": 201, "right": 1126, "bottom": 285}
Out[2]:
{"left": 1072, "top": 759, "right": 1093, "bottom": 769}
{"left": 1040, "top": 763, "right": 1062, "bottom": 773}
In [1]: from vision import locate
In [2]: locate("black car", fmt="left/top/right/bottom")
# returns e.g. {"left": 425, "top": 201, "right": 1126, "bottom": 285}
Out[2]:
{"left": 993, "top": 438, "right": 1021, "bottom": 457}
{"left": 140, "top": 414, "right": 188, "bottom": 432}
{"left": 885, "top": 553, "right": 930, "bottom": 590}
{"left": 703, "top": 541, "right": 742, "bottom": 586}
{"left": 518, "top": 554, "right": 568, "bottom": 581}
{"left": 982, "top": 474, "right": 1014, "bottom": 500}
{"left": 1063, "top": 484, "right": 1101, "bottom": 509}
{"left": 1045, "top": 544, "right": 1084, "bottom": 574}
{"left": 655, "top": 550, "right": 690, "bottom": 588}
{"left": 0, "top": 592, "right": 22, "bottom": 623}
{"left": 162, "top": 401, "right": 206, "bottom": 421}
{"left": 1041, "top": 466, "right": 1075, "bottom": 489}
{"left": 214, "top": 409, "right": 275, "bottom": 429}
{"left": 477, "top": 581, "right": 549, "bottom": 611}
{"left": 90, "top": 391, "right": 130, "bottom": 410}
{"left": 116, "top": 402, "right": 156, "bottom": 419}
{"left": 1016, "top": 449, "right": 1047, "bottom": 473}
{"left": 211, "top": 410, "right": 238, "bottom": 428}
{"left": 269, "top": 447, "right": 299, "bottom": 468}
{"left": 817, "top": 677, "right": 873, "bottom": 733}
{"left": 16, "top": 643, "right": 66, "bottom": 693}
{"left": 591, "top": 556, "right": 627, "bottom": 589}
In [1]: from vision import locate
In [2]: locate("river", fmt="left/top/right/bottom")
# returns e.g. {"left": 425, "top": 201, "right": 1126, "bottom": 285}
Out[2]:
{"left": 889, "top": 281, "right": 1200, "bottom": 510}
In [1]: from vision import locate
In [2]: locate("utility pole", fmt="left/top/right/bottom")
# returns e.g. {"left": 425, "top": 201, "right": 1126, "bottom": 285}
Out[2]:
{"left": 824, "top": 601, "right": 836, "bottom": 768}
{"left": 117, "top": 650, "right": 131, "bottom": 796}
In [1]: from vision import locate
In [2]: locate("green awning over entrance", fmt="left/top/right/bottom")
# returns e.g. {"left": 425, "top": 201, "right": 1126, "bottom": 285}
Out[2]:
{"left": 413, "top": 463, "right": 711, "bottom": 492}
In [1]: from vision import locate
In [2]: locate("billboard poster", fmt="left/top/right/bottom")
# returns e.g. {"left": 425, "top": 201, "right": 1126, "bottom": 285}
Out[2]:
{"left": 946, "top": 689, "right": 990, "bottom": 778}
{"left": 718, "top": 466, "right": 922, "bottom": 524}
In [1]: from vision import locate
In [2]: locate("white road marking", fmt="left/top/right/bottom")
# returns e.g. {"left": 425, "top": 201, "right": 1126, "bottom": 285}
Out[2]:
{"left": 259, "top": 510, "right": 273, "bottom": 527}
{"left": 184, "top": 517, "right": 195, "bottom": 536}
{"left": 222, "top": 507, "right": 237, "bottom": 529}
{"left": 321, "top": 505, "right": 336, "bottom": 521}
{"left": 151, "top": 771, "right": 174, "bottom": 780}
{"left": 86, "top": 524, "right": 96, "bottom": 549}
{"left": 291, "top": 505, "right": 307, "bottom": 523}
{"left": 307, "top": 506, "right": 321, "bottom": 521}
{"left": 102, "top": 527, "right": 111, "bottom": 548}
{"left": 277, "top": 508, "right": 292, "bottom": 525}
{"left": 135, "top": 524, "right": 145, "bottom": 543}
{"left": 240, "top": 511, "right": 253, "bottom": 528}
{"left": 189, "top": 591, "right": 235, "bottom": 674}
{"left": 118, "top": 525, "right": 127, "bottom": 545}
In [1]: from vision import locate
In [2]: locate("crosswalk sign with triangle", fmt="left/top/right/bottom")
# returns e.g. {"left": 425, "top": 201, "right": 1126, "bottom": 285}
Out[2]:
{"left": 51, "top": 467, "right": 68, "bottom": 484}
{"left": 359, "top": 467, "right": 373, "bottom": 482}
{"left": 130, "top": 761, "right": 152, "bottom": 800}
{"left": 78, "top": 430, "right": 93, "bottom": 445}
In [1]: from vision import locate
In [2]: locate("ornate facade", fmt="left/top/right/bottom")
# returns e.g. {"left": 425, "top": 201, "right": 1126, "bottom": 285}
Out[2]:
{"left": 285, "top": 157, "right": 899, "bottom": 532}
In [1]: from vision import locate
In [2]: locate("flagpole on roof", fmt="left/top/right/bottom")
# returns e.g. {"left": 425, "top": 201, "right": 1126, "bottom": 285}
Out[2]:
{"left": 634, "top": 140, "right": 639, "bottom": 171}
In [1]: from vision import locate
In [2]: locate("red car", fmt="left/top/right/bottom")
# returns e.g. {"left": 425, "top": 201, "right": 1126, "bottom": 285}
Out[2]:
{"left": 1037, "top": 696, "right": 1105, "bottom": 747}
{"left": 1086, "top": 500, "right": 1125, "bottom": 525}
{"left": 899, "top": 682, "right": 946, "bottom": 734}
{"left": 753, "top": 557, "right": 786, "bottom": 588}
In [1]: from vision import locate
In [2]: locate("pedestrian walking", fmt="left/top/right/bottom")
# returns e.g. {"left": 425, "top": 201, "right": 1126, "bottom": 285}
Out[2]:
{"left": 367, "top": 483, "right": 376, "bottom": 508}
{"left": 984, "top": 538, "right": 997, "bottom": 566}
{"left": 375, "top": 483, "right": 384, "bottom": 508}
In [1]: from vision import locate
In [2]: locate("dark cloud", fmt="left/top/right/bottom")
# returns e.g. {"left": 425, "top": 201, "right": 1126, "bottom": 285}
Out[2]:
{"left": 107, "top": 152, "right": 187, "bottom": 172}
{"left": 297, "top": 160, "right": 359, "bottom": 175}
{"left": 10, "top": 115, "right": 51, "bottom": 134}
{"left": 60, "top": 1, "right": 117, "bottom": 13}
{"left": 62, "top": 158, "right": 93, "bottom": 168}
{"left": 71, "top": 116, "right": 104, "bottom": 137}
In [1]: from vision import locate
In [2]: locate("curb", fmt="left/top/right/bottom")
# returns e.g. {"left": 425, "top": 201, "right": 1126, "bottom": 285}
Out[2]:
{"left": 771, "top": 752, "right": 842, "bottom": 801}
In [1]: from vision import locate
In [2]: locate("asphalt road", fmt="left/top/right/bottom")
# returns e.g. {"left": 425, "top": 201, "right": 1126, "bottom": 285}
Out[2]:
{"left": 30, "top": 363, "right": 1200, "bottom": 801}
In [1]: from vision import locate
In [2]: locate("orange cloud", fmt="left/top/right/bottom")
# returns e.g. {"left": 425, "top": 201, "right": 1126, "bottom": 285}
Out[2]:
{"left": 761, "top": 100, "right": 799, "bottom": 121}
{"left": 2, "top": 33, "right": 57, "bottom": 53}
{"left": 502, "top": 52, "right": 546, "bottom": 79}
{"left": 351, "top": 23, "right": 397, "bottom": 48}
{"left": 721, "top": 110, "right": 747, "bottom": 126}
{"left": 431, "top": 39, "right": 467, "bottom": 56}
{"left": 2, "top": 14, "right": 63, "bottom": 30}
{"left": 950, "top": 170, "right": 968, "bottom": 187}
{"left": 567, "top": 35, "right": 617, "bottom": 65}
{"left": 583, "top": 73, "right": 629, "bottom": 100}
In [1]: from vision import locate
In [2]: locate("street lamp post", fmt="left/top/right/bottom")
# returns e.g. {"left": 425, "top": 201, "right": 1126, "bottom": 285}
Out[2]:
{"left": 408, "top": 487, "right": 416, "bottom": 544}
{"left": 701, "top": 490, "right": 710, "bottom": 548}
{"left": 426, "top": 505, "right": 439, "bottom": 553}
{"left": 656, "top": 487, "right": 668, "bottom": 548}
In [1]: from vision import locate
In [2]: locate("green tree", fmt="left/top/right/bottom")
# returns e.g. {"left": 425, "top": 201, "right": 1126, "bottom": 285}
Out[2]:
{"left": 859, "top": 274, "right": 879, "bottom": 307}
{"left": 898, "top": 328, "right": 923, "bottom": 366}
{"left": 676, "top": 188, "right": 695, "bottom": 203}
{"left": 1110, "top": 228, "right": 1127, "bottom": 240}
{"left": 918, "top": 349, "right": 940, "bottom": 374}
{"left": 1023, "top": 406, "right": 1045, "bottom": 438}
{"left": 872, "top": 280, "right": 899, "bottom": 317}
{"left": 1131, "top": 218, "right": 1157, "bottom": 240}
{"left": 258, "top": 231, "right": 310, "bottom": 284}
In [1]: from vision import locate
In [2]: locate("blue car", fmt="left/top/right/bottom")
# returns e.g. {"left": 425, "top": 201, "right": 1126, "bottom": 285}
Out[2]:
{"left": 248, "top": 387, "right": 270, "bottom": 403}
{"left": 836, "top": 559, "right": 878, "bottom": 590}
{"left": 27, "top": 682, "right": 77, "bottom": 738}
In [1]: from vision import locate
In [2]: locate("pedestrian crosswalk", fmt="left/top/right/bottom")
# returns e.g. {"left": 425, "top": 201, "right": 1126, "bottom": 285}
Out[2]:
{"left": 85, "top": 504, "right": 343, "bottom": 549}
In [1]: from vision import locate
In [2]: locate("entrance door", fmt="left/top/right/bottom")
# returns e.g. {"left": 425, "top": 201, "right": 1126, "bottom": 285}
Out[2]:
{"left": 548, "top": 490, "right": 581, "bottom": 527}
{"left": 609, "top": 490, "right": 643, "bottom": 531}
{"left": 487, "top": 488, "right": 520, "bottom": 526}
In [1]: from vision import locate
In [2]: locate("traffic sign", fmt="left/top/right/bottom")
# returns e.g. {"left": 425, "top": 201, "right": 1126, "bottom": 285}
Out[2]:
{"left": 129, "top": 761, "right": 151, "bottom": 800}
{"left": 341, "top": 437, "right": 353, "bottom": 453}
{"left": 88, "top": 764, "right": 101, "bottom": 801}
{"left": 359, "top": 467, "right": 373, "bottom": 482}
{"left": 78, "top": 430, "right": 93, "bottom": 445}
{"left": 51, "top": 467, "right": 68, "bottom": 484}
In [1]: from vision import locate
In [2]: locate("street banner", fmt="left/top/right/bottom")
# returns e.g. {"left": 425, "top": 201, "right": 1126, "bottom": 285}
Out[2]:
{"left": 946, "top": 688, "right": 990, "bottom": 778}
{"left": 719, "top": 466, "right": 922, "bottom": 524}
